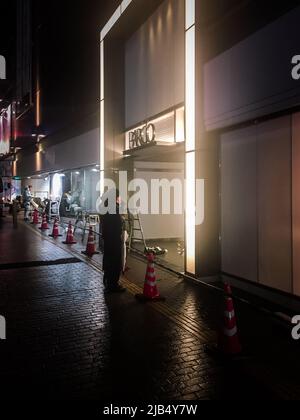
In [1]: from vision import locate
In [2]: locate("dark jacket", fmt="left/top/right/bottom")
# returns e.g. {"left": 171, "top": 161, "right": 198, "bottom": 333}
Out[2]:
{"left": 101, "top": 204, "right": 123, "bottom": 273}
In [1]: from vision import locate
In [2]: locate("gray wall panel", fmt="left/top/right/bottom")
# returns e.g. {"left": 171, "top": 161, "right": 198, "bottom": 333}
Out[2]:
{"left": 292, "top": 113, "right": 300, "bottom": 297}
{"left": 257, "top": 116, "right": 292, "bottom": 292}
{"left": 204, "top": 6, "right": 300, "bottom": 130}
{"left": 125, "top": 0, "right": 184, "bottom": 128}
{"left": 221, "top": 126, "right": 258, "bottom": 281}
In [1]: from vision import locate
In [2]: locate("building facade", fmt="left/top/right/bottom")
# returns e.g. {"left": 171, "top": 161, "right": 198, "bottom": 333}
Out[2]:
{"left": 12, "top": 0, "right": 300, "bottom": 302}
{"left": 100, "top": 0, "right": 300, "bottom": 302}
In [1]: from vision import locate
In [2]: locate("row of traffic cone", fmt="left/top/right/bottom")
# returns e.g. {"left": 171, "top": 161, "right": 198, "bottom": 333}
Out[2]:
{"left": 34, "top": 213, "right": 99, "bottom": 255}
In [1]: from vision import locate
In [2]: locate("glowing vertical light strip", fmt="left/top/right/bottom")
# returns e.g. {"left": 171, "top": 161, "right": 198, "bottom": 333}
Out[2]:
{"left": 185, "top": 0, "right": 195, "bottom": 30}
{"left": 185, "top": 0, "right": 196, "bottom": 274}
{"left": 186, "top": 152, "right": 196, "bottom": 273}
{"left": 100, "top": 41, "right": 104, "bottom": 101}
{"left": 100, "top": 100, "right": 105, "bottom": 194}
{"left": 36, "top": 89, "right": 41, "bottom": 127}
{"left": 100, "top": 40, "right": 105, "bottom": 195}
{"left": 185, "top": 27, "right": 195, "bottom": 152}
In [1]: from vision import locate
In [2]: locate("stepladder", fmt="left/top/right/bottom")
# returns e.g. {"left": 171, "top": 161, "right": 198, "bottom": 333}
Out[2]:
{"left": 126, "top": 210, "right": 147, "bottom": 253}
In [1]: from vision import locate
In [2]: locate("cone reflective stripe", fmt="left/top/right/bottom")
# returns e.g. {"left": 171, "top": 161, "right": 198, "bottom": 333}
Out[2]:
{"left": 31, "top": 209, "right": 39, "bottom": 225}
{"left": 135, "top": 253, "right": 165, "bottom": 302}
{"left": 39, "top": 213, "right": 49, "bottom": 230}
{"left": 63, "top": 221, "right": 77, "bottom": 245}
{"left": 82, "top": 227, "right": 99, "bottom": 257}
{"left": 49, "top": 218, "right": 62, "bottom": 238}
{"left": 224, "top": 326, "right": 238, "bottom": 337}
{"left": 145, "top": 265, "right": 156, "bottom": 287}
{"left": 224, "top": 309, "right": 235, "bottom": 320}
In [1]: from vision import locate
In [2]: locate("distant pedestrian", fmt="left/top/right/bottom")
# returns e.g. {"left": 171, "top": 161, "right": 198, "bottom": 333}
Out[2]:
{"left": 23, "top": 185, "right": 33, "bottom": 221}
{"left": 101, "top": 189, "right": 126, "bottom": 293}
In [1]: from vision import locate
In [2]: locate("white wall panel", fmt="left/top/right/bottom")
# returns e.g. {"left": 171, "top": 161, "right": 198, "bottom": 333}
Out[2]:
{"left": 135, "top": 161, "right": 184, "bottom": 240}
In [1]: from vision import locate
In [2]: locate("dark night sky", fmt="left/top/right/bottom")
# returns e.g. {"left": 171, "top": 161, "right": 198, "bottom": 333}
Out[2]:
{"left": 0, "top": 1, "right": 16, "bottom": 55}
{"left": 34, "top": 0, "right": 120, "bottom": 129}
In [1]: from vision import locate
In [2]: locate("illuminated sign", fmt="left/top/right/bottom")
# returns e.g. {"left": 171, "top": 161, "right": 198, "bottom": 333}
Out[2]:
{"left": 128, "top": 123, "right": 155, "bottom": 149}
{"left": 125, "top": 107, "right": 185, "bottom": 151}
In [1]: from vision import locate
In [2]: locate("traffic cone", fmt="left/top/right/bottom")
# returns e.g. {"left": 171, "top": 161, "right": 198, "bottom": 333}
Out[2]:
{"left": 31, "top": 209, "right": 39, "bottom": 225}
{"left": 82, "top": 227, "right": 99, "bottom": 257}
{"left": 49, "top": 218, "right": 62, "bottom": 238}
{"left": 63, "top": 221, "right": 77, "bottom": 244}
{"left": 135, "top": 253, "right": 165, "bottom": 302}
{"left": 39, "top": 213, "right": 49, "bottom": 230}
{"left": 218, "top": 283, "right": 242, "bottom": 356}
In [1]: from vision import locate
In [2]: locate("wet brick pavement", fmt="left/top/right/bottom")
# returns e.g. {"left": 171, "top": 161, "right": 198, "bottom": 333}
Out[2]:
{"left": 0, "top": 215, "right": 300, "bottom": 400}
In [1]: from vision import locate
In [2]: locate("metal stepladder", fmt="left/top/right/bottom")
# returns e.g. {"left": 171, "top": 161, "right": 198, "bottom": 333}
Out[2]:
{"left": 126, "top": 210, "right": 147, "bottom": 253}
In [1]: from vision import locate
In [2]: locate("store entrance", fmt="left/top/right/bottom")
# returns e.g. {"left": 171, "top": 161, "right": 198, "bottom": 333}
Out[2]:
{"left": 127, "top": 143, "right": 185, "bottom": 273}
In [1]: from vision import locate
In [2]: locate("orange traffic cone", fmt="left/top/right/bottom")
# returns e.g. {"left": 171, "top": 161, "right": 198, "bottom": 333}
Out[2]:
{"left": 39, "top": 213, "right": 49, "bottom": 230}
{"left": 31, "top": 209, "right": 39, "bottom": 225}
{"left": 63, "top": 221, "right": 77, "bottom": 244}
{"left": 135, "top": 253, "right": 165, "bottom": 302}
{"left": 49, "top": 218, "right": 62, "bottom": 238}
{"left": 82, "top": 227, "right": 99, "bottom": 257}
{"left": 218, "top": 283, "right": 242, "bottom": 356}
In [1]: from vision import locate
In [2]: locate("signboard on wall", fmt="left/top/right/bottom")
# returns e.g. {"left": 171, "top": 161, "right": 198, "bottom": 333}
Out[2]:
{"left": 124, "top": 107, "right": 185, "bottom": 152}
{"left": 0, "top": 105, "right": 11, "bottom": 156}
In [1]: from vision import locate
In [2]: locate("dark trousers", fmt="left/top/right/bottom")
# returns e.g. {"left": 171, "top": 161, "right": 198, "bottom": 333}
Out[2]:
{"left": 103, "top": 243, "right": 122, "bottom": 289}
{"left": 103, "top": 267, "right": 121, "bottom": 289}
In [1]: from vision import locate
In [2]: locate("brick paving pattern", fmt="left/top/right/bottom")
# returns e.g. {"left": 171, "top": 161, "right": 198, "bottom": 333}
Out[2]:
{"left": 0, "top": 216, "right": 300, "bottom": 400}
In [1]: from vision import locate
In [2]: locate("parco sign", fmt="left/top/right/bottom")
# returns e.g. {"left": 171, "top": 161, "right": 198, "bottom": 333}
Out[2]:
{"left": 128, "top": 123, "right": 156, "bottom": 150}
{"left": 0, "top": 55, "right": 6, "bottom": 80}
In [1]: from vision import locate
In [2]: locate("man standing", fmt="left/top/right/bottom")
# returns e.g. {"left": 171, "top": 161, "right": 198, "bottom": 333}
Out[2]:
{"left": 23, "top": 185, "right": 33, "bottom": 222}
{"left": 101, "top": 189, "right": 126, "bottom": 293}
